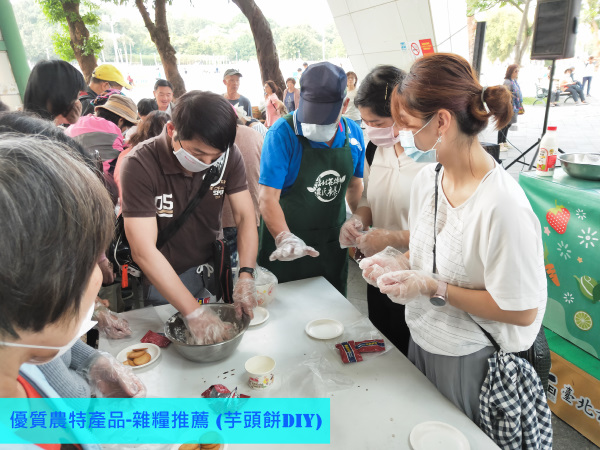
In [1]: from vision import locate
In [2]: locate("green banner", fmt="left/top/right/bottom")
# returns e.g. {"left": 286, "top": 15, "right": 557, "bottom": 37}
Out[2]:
{"left": 520, "top": 169, "right": 600, "bottom": 360}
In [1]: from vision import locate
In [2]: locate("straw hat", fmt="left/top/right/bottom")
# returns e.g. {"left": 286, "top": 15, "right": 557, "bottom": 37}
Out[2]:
{"left": 95, "top": 95, "right": 139, "bottom": 124}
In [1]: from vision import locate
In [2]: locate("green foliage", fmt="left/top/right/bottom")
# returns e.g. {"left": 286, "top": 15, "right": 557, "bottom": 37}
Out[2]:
{"left": 11, "top": 0, "right": 59, "bottom": 63}
{"left": 279, "top": 27, "right": 321, "bottom": 59}
{"left": 582, "top": 0, "right": 600, "bottom": 27}
{"left": 37, "top": 0, "right": 103, "bottom": 61}
{"left": 467, "top": 0, "right": 526, "bottom": 16}
{"left": 485, "top": 9, "right": 521, "bottom": 62}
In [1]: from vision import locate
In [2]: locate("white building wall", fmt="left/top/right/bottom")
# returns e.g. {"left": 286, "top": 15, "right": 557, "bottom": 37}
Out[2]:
{"left": 327, "top": 0, "right": 469, "bottom": 79}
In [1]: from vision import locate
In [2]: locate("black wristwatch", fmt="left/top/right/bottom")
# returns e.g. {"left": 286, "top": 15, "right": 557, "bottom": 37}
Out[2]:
{"left": 239, "top": 267, "right": 256, "bottom": 278}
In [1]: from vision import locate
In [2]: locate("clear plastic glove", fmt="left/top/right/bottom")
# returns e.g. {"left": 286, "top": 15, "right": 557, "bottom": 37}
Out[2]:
{"left": 269, "top": 231, "right": 319, "bottom": 261}
{"left": 93, "top": 301, "right": 131, "bottom": 339}
{"left": 184, "top": 306, "right": 236, "bottom": 345}
{"left": 377, "top": 270, "right": 438, "bottom": 305}
{"left": 233, "top": 277, "right": 258, "bottom": 320}
{"left": 359, "top": 246, "right": 411, "bottom": 287}
{"left": 356, "top": 229, "right": 409, "bottom": 257}
{"left": 339, "top": 215, "right": 364, "bottom": 248}
{"left": 80, "top": 351, "right": 146, "bottom": 398}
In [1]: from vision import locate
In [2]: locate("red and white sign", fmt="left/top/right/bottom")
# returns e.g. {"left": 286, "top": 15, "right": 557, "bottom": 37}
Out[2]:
{"left": 410, "top": 42, "right": 421, "bottom": 56}
{"left": 419, "top": 39, "right": 435, "bottom": 55}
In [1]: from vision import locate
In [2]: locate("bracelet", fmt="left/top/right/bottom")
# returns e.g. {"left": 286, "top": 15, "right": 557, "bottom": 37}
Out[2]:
{"left": 239, "top": 267, "right": 256, "bottom": 278}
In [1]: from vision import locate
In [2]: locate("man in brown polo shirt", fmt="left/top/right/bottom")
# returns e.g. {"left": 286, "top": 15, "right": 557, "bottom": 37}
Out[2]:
{"left": 120, "top": 90, "right": 259, "bottom": 344}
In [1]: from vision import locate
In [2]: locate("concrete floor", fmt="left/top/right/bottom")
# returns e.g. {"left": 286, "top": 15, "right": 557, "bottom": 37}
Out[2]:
{"left": 345, "top": 260, "right": 600, "bottom": 450}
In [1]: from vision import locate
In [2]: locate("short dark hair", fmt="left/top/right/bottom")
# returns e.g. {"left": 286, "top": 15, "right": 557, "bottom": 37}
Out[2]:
{"left": 128, "top": 111, "right": 170, "bottom": 148}
{"left": 171, "top": 90, "right": 237, "bottom": 151}
{"left": 137, "top": 98, "right": 159, "bottom": 117}
{"left": 0, "top": 135, "right": 113, "bottom": 339}
{"left": 0, "top": 111, "right": 94, "bottom": 168}
{"left": 355, "top": 65, "right": 406, "bottom": 118}
{"left": 154, "top": 79, "right": 174, "bottom": 92}
{"left": 303, "top": 62, "right": 308, "bottom": 67}
{"left": 24, "top": 60, "right": 86, "bottom": 121}
{"left": 90, "top": 77, "right": 122, "bottom": 89}
{"left": 286, "top": 77, "right": 296, "bottom": 85}
{"left": 346, "top": 71, "right": 358, "bottom": 83}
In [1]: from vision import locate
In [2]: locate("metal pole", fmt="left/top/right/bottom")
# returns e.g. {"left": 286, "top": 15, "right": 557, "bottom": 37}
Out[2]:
{"left": 0, "top": 0, "right": 31, "bottom": 101}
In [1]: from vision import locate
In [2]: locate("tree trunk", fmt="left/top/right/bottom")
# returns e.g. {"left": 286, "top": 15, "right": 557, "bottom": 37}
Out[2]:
{"left": 61, "top": 0, "right": 97, "bottom": 81}
{"left": 134, "top": 0, "right": 186, "bottom": 98}
{"left": 513, "top": 0, "right": 532, "bottom": 65}
{"left": 232, "top": 0, "right": 285, "bottom": 99}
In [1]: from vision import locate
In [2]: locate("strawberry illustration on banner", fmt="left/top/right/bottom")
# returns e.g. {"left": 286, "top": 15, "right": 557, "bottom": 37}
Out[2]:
{"left": 546, "top": 200, "right": 570, "bottom": 234}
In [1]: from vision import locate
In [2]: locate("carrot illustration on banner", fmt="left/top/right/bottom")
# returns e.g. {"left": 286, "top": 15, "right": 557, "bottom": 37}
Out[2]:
{"left": 543, "top": 243, "right": 560, "bottom": 286}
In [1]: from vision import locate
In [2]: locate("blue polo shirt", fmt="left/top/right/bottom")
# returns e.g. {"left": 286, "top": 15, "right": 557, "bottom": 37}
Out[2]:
{"left": 259, "top": 113, "right": 365, "bottom": 194}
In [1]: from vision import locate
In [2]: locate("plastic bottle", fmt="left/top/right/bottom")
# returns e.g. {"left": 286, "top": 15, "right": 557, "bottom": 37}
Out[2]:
{"left": 536, "top": 126, "right": 558, "bottom": 176}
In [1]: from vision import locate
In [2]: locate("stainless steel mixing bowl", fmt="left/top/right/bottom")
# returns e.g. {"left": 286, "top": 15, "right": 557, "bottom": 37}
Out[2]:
{"left": 164, "top": 304, "right": 250, "bottom": 363}
{"left": 559, "top": 153, "right": 600, "bottom": 181}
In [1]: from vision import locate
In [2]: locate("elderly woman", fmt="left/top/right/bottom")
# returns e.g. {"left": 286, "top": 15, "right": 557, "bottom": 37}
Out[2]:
{"left": 0, "top": 135, "right": 145, "bottom": 409}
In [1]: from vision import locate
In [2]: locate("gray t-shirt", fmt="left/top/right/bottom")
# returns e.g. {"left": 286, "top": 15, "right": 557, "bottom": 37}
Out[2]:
{"left": 227, "top": 95, "right": 252, "bottom": 117}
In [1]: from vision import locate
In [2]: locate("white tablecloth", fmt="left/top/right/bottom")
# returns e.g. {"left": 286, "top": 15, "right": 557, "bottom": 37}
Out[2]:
{"left": 100, "top": 276, "right": 499, "bottom": 449}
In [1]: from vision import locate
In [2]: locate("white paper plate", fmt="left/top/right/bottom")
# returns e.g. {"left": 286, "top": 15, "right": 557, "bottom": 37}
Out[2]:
{"left": 410, "top": 421, "right": 470, "bottom": 450}
{"left": 305, "top": 319, "right": 344, "bottom": 340}
{"left": 249, "top": 306, "right": 269, "bottom": 327}
{"left": 116, "top": 343, "right": 161, "bottom": 370}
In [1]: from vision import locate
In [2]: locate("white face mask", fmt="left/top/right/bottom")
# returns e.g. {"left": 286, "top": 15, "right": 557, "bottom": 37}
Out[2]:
{"left": 301, "top": 122, "right": 339, "bottom": 142}
{"left": 399, "top": 116, "right": 441, "bottom": 163}
{"left": 173, "top": 140, "right": 226, "bottom": 173}
{"left": 0, "top": 303, "right": 97, "bottom": 365}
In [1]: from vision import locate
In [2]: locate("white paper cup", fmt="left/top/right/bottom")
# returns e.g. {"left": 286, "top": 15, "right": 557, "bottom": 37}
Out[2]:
{"left": 245, "top": 355, "right": 275, "bottom": 390}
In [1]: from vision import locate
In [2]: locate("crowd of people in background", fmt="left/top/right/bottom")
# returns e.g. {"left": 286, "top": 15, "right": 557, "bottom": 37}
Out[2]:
{"left": 6, "top": 49, "right": 599, "bottom": 448}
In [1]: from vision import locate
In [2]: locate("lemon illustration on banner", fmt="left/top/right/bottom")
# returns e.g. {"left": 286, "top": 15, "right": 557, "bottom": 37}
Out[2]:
{"left": 573, "top": 275, "right": 600, "bottom": 303}
{"left": 574, "top": 311, "right": 593, "bottom": 331}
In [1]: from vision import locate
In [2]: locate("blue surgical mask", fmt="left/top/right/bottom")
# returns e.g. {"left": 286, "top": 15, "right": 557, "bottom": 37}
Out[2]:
{"left": 399, "top": 116, "right": 441, "bottom": 163}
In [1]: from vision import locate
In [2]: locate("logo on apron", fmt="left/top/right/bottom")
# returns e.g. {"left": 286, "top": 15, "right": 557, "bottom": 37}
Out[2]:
{"left": 307, "top": 170, "right": 346, "bottom": 203}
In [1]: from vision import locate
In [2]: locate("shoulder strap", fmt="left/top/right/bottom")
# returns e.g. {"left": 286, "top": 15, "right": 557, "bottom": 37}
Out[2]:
{"left": 366, "top": 141, "right": 377, "bottom": 167}
{"left": 432, "top": 163, "right": 442, "bottom": 274}
{"left": 477, "top": 323, "right": 502, "bottom": 352}
{"left": 155, "top": 164, "right": 220, "bottom": 249}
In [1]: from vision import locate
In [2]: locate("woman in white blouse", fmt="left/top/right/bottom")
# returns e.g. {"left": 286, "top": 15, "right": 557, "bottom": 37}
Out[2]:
{"left": 338, "top": 65, "right": 429, "bottom": 355}
{"left": 360, "top": 54, "right": 547, "bottom": 425}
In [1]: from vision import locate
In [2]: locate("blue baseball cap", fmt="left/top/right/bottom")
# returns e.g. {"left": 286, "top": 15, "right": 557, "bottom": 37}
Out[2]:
{"left": 297, "top": 62, "right": 347, "bottom": 125}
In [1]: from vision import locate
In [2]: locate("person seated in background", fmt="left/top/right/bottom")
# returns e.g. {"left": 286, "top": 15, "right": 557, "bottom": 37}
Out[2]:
{"left": 264, "top": 80, "right": 286, "bottom": 128}
{"left": 125, "top": 98, "right": 159, "bottom": 141}
{"left": 233, "top": 104, "right": 268, "bottom": 138}
{"left": 283, "top": 78, "right": 300, "bottom": 113}
{"left": 0, "top": 135, "right": 145, "bottom": 407}
{"left": 120, "top": 91, "right": 259, "bottom": 343}
{"left": 153, "top": 79, "right": 175, "bottom": 115}
{"left": 24, "top": 59, "right": 86, "bottom": 126}
{"left": 223, "top": 68, "right": 252, "bottom": 117}
{"left": 66, "top": 92, "right": 139, "bottom": 198}
{"left": 115, "top": 110, "right": 171, "bottom": 200}
{"left": 79, "top": 64, "right": 132, "bottom": 116}
{"left": 560, "top": 68, "right": 589, "bottom": 105}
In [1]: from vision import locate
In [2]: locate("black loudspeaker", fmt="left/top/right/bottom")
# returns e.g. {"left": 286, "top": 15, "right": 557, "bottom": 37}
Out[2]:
{"left": 531, "top": 0, "right": 582, "bottom": 60}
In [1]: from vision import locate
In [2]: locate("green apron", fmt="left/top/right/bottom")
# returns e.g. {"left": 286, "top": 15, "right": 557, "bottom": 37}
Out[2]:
{"left": 257, "top": 114, "right": 355, "bottom": 296}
